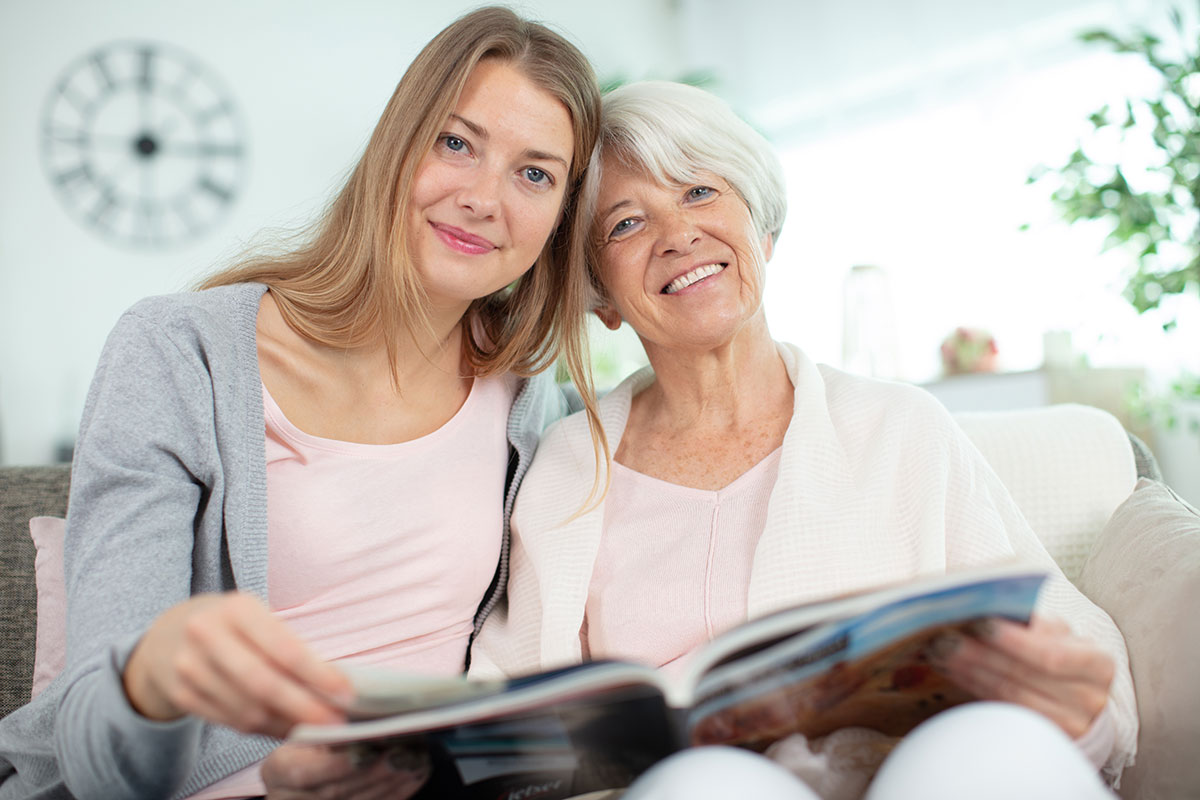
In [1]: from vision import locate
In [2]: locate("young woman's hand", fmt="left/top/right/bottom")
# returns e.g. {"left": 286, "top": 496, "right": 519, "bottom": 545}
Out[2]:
{"left": 123, "top": 592, "right": 352, "bottom": 738}
{"left": 262, "top": 742, "right": 430, "bottom": 800}
{"left": 931, "top": 614, "right": 1114, "bottom": 738}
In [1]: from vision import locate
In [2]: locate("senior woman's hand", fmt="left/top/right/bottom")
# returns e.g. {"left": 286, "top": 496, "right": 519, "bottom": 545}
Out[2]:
{"left": 930, "top": 614, "right": 1114, "bottom": 738}
{"left": 262, "top": 742, "right": 431, "bottom": 800}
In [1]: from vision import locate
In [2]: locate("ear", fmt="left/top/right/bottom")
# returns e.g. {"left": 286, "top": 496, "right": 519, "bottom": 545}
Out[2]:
{"left": 593, "top": 305, "right": 623, "bottom": 331}
{"left": 760, "top": 232, "right": 775, "bottom": 263}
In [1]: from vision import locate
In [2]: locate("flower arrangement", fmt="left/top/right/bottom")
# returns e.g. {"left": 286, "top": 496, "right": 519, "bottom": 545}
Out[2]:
{"left": 940, "top": 327, "right": 998, "bottom": 375}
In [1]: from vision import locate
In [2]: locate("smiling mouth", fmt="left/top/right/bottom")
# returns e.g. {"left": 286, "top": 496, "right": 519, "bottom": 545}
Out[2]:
{"left": 431, "top": 222, "right": 497, "bottom": 255}
{"left": 662, "top": 263, "right": 727, "bottom": 294}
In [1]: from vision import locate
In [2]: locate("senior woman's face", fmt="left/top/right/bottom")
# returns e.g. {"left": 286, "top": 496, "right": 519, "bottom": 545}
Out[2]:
{"left": 592, "top": 160, "right": 771, "bottom": 352}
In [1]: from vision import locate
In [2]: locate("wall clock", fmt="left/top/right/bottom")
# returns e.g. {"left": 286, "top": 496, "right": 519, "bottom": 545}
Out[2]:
{"left": 41, "top": 41, "right": 248, "bottom": 249}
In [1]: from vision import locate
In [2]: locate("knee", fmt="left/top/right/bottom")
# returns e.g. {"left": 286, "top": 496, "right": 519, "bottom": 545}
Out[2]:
{"left": 624, "top": 746, "right": 819, "bottom": 800}
{"left": 866, "top": 702, "right": 1113, "bottom": 800}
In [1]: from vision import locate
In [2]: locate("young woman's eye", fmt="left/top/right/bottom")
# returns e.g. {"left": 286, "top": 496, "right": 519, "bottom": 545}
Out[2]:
{"left": 524, "top": 167, "right": 551, "bottom": 185}
{"left": 440, "top": 135, "right": 468, "bottom": 153}
{"left": 687, "top": 186, "right": 714, "bottom": 200}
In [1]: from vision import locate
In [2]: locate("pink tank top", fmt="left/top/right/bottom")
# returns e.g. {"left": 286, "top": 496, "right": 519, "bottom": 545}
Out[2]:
{"left": 188, "top": 373, "right": 515, "bottom": 800}
{"left": 263, "top": 373, "right": 515, "bottom": 669}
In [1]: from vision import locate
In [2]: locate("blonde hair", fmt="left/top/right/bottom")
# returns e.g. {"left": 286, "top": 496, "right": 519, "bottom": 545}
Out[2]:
{"left": 202, "top": 6, "right": 608, "bottom": 475}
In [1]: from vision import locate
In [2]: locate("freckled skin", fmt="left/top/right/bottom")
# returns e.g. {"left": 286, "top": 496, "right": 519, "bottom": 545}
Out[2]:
{"left": 616, "top": 386, "right": 792, "bottom": 490}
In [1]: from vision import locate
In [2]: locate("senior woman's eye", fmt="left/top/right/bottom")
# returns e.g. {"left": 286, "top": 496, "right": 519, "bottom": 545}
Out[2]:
{"left": 687, "top": 186, "right": 715, "bottom": 200}
{"left": 609, "top": 218, "right": 638, "bottom": 238}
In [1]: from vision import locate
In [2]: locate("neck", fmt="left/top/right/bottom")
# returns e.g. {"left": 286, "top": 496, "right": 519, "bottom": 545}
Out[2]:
{"left": 297, "top": 296, "right": 471, "bottom": 399}
{"left": 367, "top": 303, "right": 470, "bottom": 387}
{"left": 636, "top": 313, "right": 790, "bottom": 431}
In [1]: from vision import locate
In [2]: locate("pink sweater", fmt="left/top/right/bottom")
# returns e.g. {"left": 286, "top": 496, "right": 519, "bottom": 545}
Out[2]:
{"left": 586, "top": 449, "right": 781, "bottom": 669}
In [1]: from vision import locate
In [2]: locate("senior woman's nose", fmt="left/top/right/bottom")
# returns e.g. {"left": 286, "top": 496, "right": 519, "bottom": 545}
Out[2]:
{"left": 655, "top": 213, "right": 702, "bottom": 256}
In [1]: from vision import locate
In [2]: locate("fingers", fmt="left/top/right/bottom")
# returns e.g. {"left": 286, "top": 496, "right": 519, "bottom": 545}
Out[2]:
{"left": 263, "top": 743, "right": 431, "bottom": 800}
{"left": 124, "top": 593, "right": 352, "bottom": 736}
{"left": 262, "top": 744, "right": 355, "bottom": 794}
{"left": 221, "top": 597, "right": 353, "bottom": 703}
{"left": 183, "top": 606, "right": 348, "bottom": 735}
{"left": 934, "top": 639, "right": 1097, "bottom": 737}
{"left": 929, "top": 617, "right": 1113, "bottom": 739}
{"left": 353, "top": 754, "right": 431, "bottom": 800}
{"left": 976, "top": 617, "right": 1114, "bottom": 686}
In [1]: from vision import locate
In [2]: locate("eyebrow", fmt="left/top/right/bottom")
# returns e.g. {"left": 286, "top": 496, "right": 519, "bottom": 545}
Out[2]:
{"left": 450, "top": 114, "right": 570, "bottom": 171}
{"left": 598, "top": 199, "right": 634, "bottom": 221}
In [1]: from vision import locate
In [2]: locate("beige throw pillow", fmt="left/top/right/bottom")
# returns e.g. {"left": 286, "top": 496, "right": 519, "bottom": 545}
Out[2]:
{"left": 1076, "top": 479, "right": 1200, "bottom": 799}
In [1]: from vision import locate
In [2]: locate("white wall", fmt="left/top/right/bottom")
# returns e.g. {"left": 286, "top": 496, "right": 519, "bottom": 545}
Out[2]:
{"left": 0, "top": 0, "right": 679, "bottom": 465}
{"left": 3, "top": 0, "right": 1196, "bottom": 465}
{"left": 668, "top": 0, "right": 1198, "bottom": 386}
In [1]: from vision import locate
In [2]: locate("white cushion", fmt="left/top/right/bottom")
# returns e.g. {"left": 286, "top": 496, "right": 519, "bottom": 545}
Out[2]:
{"left": 954, "top": 404, "right": 1136, "bottom": 582}
{"left": 1076, "top": 479, "right": 1200, "bottom": 797}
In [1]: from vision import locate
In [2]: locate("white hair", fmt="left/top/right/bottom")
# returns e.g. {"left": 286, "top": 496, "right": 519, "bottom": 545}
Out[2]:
{"left": 581, "top": 81, "right": 788, "bottom": 246}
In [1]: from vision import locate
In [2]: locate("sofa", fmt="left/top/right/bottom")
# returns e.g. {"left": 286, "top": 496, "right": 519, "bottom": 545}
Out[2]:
{"left": 0, "top": 466, "right": 68, "bottom": 719}
{"left": 0, "top": 403, "right": 1196, "bottom": 798}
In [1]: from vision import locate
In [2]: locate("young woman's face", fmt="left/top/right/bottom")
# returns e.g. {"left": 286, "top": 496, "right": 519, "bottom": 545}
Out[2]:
{"left": 591, "top": 159, "right": 771, "bottom": 353}
{"left": 408, "top": 59, "right": 574, "bottom": 313}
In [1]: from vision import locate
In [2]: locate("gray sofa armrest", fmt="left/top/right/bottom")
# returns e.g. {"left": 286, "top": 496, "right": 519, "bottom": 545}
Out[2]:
{"left": 1127, "top": 433, "right": 1162, "bottom": 482}
{"left": 0, "top": 465, "right": 71, "bottom": 718}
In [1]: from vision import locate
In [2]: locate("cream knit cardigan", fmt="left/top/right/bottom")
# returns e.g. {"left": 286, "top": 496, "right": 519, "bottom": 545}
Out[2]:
{"left": 470, "top": 342, "right": 1137, "bottom": 777}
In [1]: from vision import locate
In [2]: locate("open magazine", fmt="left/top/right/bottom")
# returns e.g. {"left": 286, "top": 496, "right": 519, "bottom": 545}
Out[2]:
{"left": 290, "top": 562, "right": 1049, "bottom": 799}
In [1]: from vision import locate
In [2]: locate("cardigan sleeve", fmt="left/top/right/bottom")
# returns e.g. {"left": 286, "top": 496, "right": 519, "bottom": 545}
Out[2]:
{"left": 54, "top": 308, "right": 221, "bottom": 799}
{"left": 937, "top": 409, "right": 1138, "bottom": 783}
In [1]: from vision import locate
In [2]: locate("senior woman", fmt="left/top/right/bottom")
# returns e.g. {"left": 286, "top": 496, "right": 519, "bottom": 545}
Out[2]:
{"left": 471, "top": 81, "right": 1137, "bottom": 799}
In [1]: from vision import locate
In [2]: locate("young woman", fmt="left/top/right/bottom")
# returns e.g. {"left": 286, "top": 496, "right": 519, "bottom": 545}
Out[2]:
{"left": 471, "top": 81, "right": 1136, "bottom": 799}
{"left": 0, "top": 8, "right": 603, "bottom": 799}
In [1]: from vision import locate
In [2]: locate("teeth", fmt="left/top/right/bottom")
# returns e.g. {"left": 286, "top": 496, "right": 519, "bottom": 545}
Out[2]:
{"left": 663, "top": 264, "right": 725, "bottom": 294}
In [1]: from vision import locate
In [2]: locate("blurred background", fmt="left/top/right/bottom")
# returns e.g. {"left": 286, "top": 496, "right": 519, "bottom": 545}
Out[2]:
{"left": 1, "top": 0, "right": 1197, "bottom": 500}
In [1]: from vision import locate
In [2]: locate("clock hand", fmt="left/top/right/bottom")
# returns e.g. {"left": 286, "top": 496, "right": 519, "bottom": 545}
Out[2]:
{"left": 137, "top": 46, "right": 155, "bottom": 131}
{"left": 162, "top": 141, "right": 244, "bottom": 158}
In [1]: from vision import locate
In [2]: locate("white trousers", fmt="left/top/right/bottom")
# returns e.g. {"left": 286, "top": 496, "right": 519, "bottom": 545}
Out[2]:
{"left": 622, "top": 703, "right": 1116, "bottom": 800}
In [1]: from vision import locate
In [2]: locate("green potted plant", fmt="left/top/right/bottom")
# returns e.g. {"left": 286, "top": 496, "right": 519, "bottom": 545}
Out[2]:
{"left": 1029, "top": 5, "right": 1200, "bottom": 504}
{"left": 1029, "top": 6, "right": 1199, "bottom": 318}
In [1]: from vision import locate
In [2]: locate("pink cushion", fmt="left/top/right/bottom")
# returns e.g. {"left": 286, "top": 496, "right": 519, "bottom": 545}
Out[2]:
{"left": 27, "top": 516, "right": 66, "bottom": 697}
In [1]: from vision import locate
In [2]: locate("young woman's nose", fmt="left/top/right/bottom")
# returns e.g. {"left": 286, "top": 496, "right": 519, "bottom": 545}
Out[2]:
{"left": 456, "top": 165, "right": 503, "bottom": 219}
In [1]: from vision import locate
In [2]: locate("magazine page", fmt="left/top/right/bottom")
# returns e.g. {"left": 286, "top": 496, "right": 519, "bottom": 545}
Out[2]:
{"left": 294, "top": 676, "right": 683, "bottom": 799}
{"left": 671, "top": 561, "right": 1045, "bottom": 705}
{"left": 336, "top": 664, "right": 507, "bottom": 719}
{"left": 682, "top": 566, "right": 1048, "bottom": 750}
{"left": 292, "top": 660, "right": 668, "bottom": 745}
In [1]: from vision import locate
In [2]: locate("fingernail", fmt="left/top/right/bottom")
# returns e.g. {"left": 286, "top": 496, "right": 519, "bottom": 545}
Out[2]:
{"left": 927, "top": 633, "right": 962, "bottom": 664}
{"left": 346, "top": 743, "right": 384, "bottom": 770}
{"left": 968, "top": 619, "right": 997, "bottom": 639}
{"left": 387, "top": 744, "right": 431, "bottom": 774}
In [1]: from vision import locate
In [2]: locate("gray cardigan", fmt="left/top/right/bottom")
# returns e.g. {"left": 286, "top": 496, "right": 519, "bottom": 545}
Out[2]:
{"left": 0, "top": 283, "right": 567, "bottom": 799}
